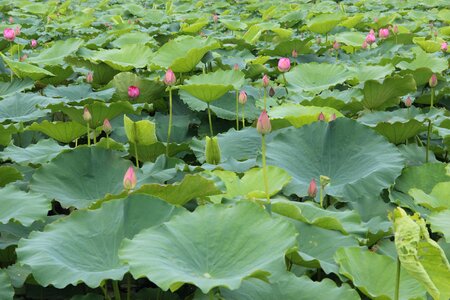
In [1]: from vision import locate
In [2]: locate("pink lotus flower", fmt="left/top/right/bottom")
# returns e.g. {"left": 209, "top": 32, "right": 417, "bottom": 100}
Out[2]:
{"left": 3, "top": 28, "right": 15, "bottom": 41}
{"left": 318, "top": 112, "right": 325, "bottom": 121}
{"left": 256, "top": 109, "right": 271, "bottom": 135}
{"left": 164, "top": 68, "right": 176, "bottom": 86}
{"left": 262, "top": 74, "right": 269, "bottom": 87}
{"left": 429, "top": 74, "right": 437, "bottom": 88}
{"left": 103, "top": 118, "right": 112, "bottom": 133}
{"left": 405, "top": 96, "right": 412, "bottom": 107}
{"left": 292, "top": 49, "right": 298, "bottom": 58}
{"left": 123, "top": 166, "right": 137, "bottom": 190}
{"left": 238, "top": 91, "right": 247, "bottom": 104}
{"left": 379, "top": 28, "right": 389, "bottom": 39}
{"left": 365, "top": 32, "right": 376, "bottom": 45}
{"left": 307, "top": 179, "right": 317, "bottom": 197}
{"left": 361, "top": 41, "right": 368, "bottom": 49}
{"left": 83, "top": 107, "right": 92, "bottom": 122}
{"left": 278, "top": 57, "right": 291, "bottom": 72}
{"left": 128, "top": 86, "right": 140, "bottom": 99}
{"left": 86, "top": 71, "right": 93, "bottom": 83}
{"left": 441, "top": 42, "right": 448, "bottom": 52}
{"left": 30, "top": 39, "right": 38, "bottom": 48}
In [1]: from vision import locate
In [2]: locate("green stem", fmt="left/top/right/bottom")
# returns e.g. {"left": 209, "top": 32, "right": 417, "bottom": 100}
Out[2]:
{"left": 134, "top": 142, "right": 139, "bottom": 168}
{"left": 263, "top": 88, "right": 267, "bottom": 110}
{"left": 126, "top": 274, "right": 131, "bottom": 300}
{"left": 430, "top": 87, "right": 434, "bottom": 109}
{"left": 282, "top": 73, "right": 289, "bottom": 95}
{"left": 86, "top": 122, "right": 90, "bottom": 146}
{"left": 10, "top": 42, "right": 13, "bottom": 82}
{"left": 17, "top": 44, "right": 20, "bottom": 61}
{"left": 235, "top": 90, "right": 239, "bottom": 130}
{"left": 262, "top": 134, "right": 270, "bottom": 205}
{"left": 166, "top": 87, "right": 173, "bottom": 157}
{"left": 207, "top": 102, "right": 214, "bottom": 137}
{"left": 426, "top": 119, "right": 432, "bottom": 163}
{"left": 112, "top": 281, "right": 121, "bottom": 300}
{"left": 394, "top": 257, "right": 401, "bottom": 300}
{"left": 93, "top": 129, "right": 97, "bottom": 144}
{"left": 319, "top": 185, "right": 323, "bottom": 208}
{"left": 106, "top": 133, "right": 109, "bottom": 149}
{"left": 241, "top": 104, "right": 245, "bottom": 128}
{"left": 101, "top": 282, "right": 111, "bottom": 300}
{"left": 75, "top": 138, "right": 78, "bottom": 147}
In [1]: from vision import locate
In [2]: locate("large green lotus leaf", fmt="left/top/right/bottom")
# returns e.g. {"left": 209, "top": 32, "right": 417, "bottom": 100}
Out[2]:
{"left": 0, "top": 270, "right": 13, "bottom": 300}
{"left": 120, "top": 201, "right": 297, "bottom": 293}
{"left": 0, "top": 139, "right": 69, "bottom": 165}
{"left": 335, "top": 31, "right": 366, "bottom": 47}
{"left": 16, "top": 195, "right": 182, "bottom": 288}
{"left": 27, "top": 121, "right": 87, "bottom": 143}
{"left": 0, "top": 166, "right": 23, "bottom": 187}
{"left": 106, "top": 72, "right": 165, "bottom": 104}
{"left": 0, "top": 124, "right": 16, "bottom": 146}
{"left": 272, "top": 199, "right": 363, "bottom": 235}
{"left": 219, "top": 18, "right": 248, "bottom": 31}
{"left": 413, "top": 37, "right": 446, "bottom": 53}
{"left": 65, "top": 56, "right": 120, "bottom": 86}
{"left": 362, "top": 75, "right": 417, "bottom": 110}
{"left": 179, "top": 70, "right": 245, "bottom": 103}
{"left": 128, "top": 142, "right": 189, "bottom": 163}
{"left": 398, "top": 144, "right": 438, "bottom": 166}
{"left": 347, "top": 64, "right": 395, "bottom": 84}
{"left": 0, "top": 53, "right": 55, "bottom": 80}
{"left": 409, "top": 182, "right": 450, "bottom": 211}
{"left": 221, "top": 274, "right": 360, "bottom": 300}
{"left": 110, "top": 32, "right": 154, "bottom": 48}
{"left": 306, "top": 13, "right": 344, "bottom": 34}
{"left": 266, "top": 118, "right": 404, "bottom": 200}
{"left": 30, "top": 147, "right": 132, "bottom": 209}
{"left": 260, "top": 39, "right": 313, "bottom": 56}
{"left": 39, "top": 65, "right": 74, "bottom": 86}
{"left": 180, "top": 18, "right": 208, "bottom": 33}
{"left": 43, "top": 84, "right": 115, "bottom": 104}
{"left": 428, "top": 210, "right": 450, "bottom": 243}
{"left": 28, "top": 38, "right": 84, "bottom": 66}
{"left": 397, "top": 47, "right": 448, "bottom": 74}
{"left": 150, "top": 36, "right": 220, "bottom": 72}
{"left": 0, "top": 185, "right": 50, "bottom": 226}
{"left": 393, "top": 208, "right": 450, "bottom": 300}
{"left": 339, "top": 14, "right": 364, "bottom": 28}
{"left": 209, "top": 167, "right": 291, "bottom": 203}
{"left": 357, "top": 107, "right": 426, "bottom": 144}
{"left": 88, "top": 44, "right": 153, "bottom": 71}
{"left": 394, "top": 163, "right": 450, "bottom": 195}
{"left": 269, "top": 104, "right": 343, "bottom": 128}
{"left": 134, "top": 174, "right": 223, "bottom": 206}
{"left": 284, "top": 63, "right": 352, "bottom": 94}
{"left": 0, "top": 92, "right": 55, "bottom": 123}
{"left": 124, "top": 115, "right": 157, "bottom": 146}
{"left": 0, "top": 78, "right": 34, "bottom": 98}
{"left": 335, "top": 247, "right": 426, "bottom": 299}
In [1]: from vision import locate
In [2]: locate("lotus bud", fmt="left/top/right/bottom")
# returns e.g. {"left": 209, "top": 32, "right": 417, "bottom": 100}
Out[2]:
{"left": 14, "top": 26, "right": 20, "bottom": 36}
{"left": 434, "top": 31, "right": 438, "bottom": 38}
{"left": 429, "top": 22, "right": 434, "bottom": 29}
{"left": 262, "top": 74, "right": 269, "bottom": 87}
{"left": 333, "top": 41, "right": 340, "bottom": 50}
{"left": 361, "top": 41, "right": 368, "bottom": 49}
{"left": 205, "top": 136, "right": 221, "bottom": 165}
{"left": 441, "top": 42, "right": 448, "bottom": 52}
{"left": 320, "top": 175, "right": 331, "bottom": 188}
{"left": 393, "top": 25, "right": 399, "bottom": 34}
{"left": 103, "top": 118, "right": 112, "bottom": 134}
{"left": 19, "top": 54, "right": 27, "bottom": 62}
{"left": 405, "top": 96, "right": 412, "bottom": 107}
{"left": 233, "top": 63, "right": 239, "bottom": 71}
{"left": 318, "top": 112, "right": 325, "bottom": 121}
{"left": 330, "top": 113, "right": 336, "bottom": 121}
{"left": 292, "top": 49, "right": 298, "bottom": 58}
{"left": 365, "top": 32, "right": 376, "bottom": 45}
{"left": 269, "top": 87, "right": 275, "bottom": 97}
{"left": 257, "top": 110, "right": 271, "bottom": 135}
{"left": 3, "top": 28, "right": 15, "bottom": 41}
{"left": 128, "top": 85, "right": 140, "bottom": 99}
{"left": 86, "top": 71, "right": 93, "bottom": 83}
{"left": 429, "top": 74, "right": 437, "bottom": 88}
{"left": 8, "top": 16, "right": 13, "bottom": 23}
{"left": 369, "top": 29, "right": 374, "bottom": 35}
{"left": 213, "top": 13, "right": 219, "bottom": 24}
{"left": 83, "top": 107, "right": 92, "bottom": 122}
{"left": 238, "top": 91, "right": 247, "bottom": 104}
{"left": 316, "top": 36, "right": 322, "bottom": 44}
{"left": 123, "top": 166, "right": 137, "bottom": 190}
{"left": 164, "top": 68, "right": 176, "bottom": 86}
{"left": 277, "top": 57, "right": 291, "bottom": 72}
{"left": 307, "top": 179, "right": 317, "bottom": 197}
{"left": 373, "top": 17, "right": 379, "bottom": 23}
{"left": 30, "top": 39, "right": 38, "bottom": 48}
{"left": 379, "top": 28, "right": 389, "bottom": 39}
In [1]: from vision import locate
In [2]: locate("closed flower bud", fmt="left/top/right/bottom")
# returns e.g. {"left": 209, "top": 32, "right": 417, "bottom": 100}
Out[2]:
{"left": 103, "top": 118, "right": 112, "bottom": 134}
{"left": 83, "top": 107, "right": 92, "bottom": 122}
{"left": 330, "top": 113, "right": 336, "bottom": 121}
{"left": 278, "top": 57, "right": 291, "bottom": 72}
{"left": 14, "top": 26, "right": 20, "bottom": 36}
{"left": 257, "top": 109, "right": 271, "bottom": 135}
{"left": 429, "top": 74, "right": 437, "bottom": 88}
{"left": 262, "top": 74, "right": 269, "bottom": 87}
{"left": 269, "top": 87, "right": 275, "bottom": 97}
{"left": 361, "top": 41, "right": 368, "bottom": 49}
{"left": 333, "top": 41, "right": 340, "bottom": 50}
{"left": 379, "top": 28, "right": 389, "bottom": 39}
{"left": 233, "top": 63, "right": 239, "bottom": 71}
{"left": 318, "top": 112, "right": 325, "bottom": 121}
{"left": 8, "top": 16, "right": 13, "bottom": 23}
{"left": 19, "top": 54, "right": 27, "bottom": 62}
{"left": 365, "top": 32, "right": 376, "bottom": 45}
{"left": 3, "top": 28, "right": 15, "bottom": 41}
{"left": 316, "top": 36, "right": 322, "bottom": 44}
{"left": 441, "top": 42, "right": 448, "bottom": 52}
{"left": 393, "top": 25, "right": 399, "bottom": 34}
{"left": 31, "top": 39, "right": 38, "bottom": 48}
{"left": 405, "top": 96, "right": 412, "bottom": 107}
{"left": 128, "top": 85, "right": 140, "bottom": 99}
{"left": 123, "top": 166, "right": 137, "bottom": 190}
{"left": 307, "top": 178, "right": 317, "bottom": 198}
{"left": 164, "top": 68, "right": 176, "bottom": 86}
{"left": 205, "top": 136, "right": 221, "bottom": 165}
{"left": 238, "top": 90, "right": 247, "bottom": 104}
{"left": 213, "top": 14, "right": 219, "bottom": 24}
{"left": 86, "top": 71, "right": 93, "bottom": 83}
{"left": 292, "top": 49, "right": 298, "bottom": 58}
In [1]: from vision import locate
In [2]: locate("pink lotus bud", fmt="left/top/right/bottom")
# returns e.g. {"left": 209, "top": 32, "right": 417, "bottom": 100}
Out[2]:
{"left": 30, "top": 39, "right": 38, "bottom": 48}
{"left": 103, "top": 118, "right": 112, "bottom": 134}
{"left": 330, "top": 113, "right": 336, "bottom": 121}
{"left": 429, "top": 74, "right": 437, "bottom": 88}
{"left": 213, "top": 14, "right": 219, "bottom": 23}
{"left": 278, "top": 57, "right": 291, "bottom": 72}
{"left": 86, "top": 71, "right": 93, "bottom": 83}
{"left": 256, "top": 109, "right": 271, "bottom": 135}
{"left": 128, "top": 85, "right": 140, "bottom": 99}
{"left": 393, "top": 25, "right": 399, "bottom": 34}
{"left": 434, "top": 31, "right": 438, "bottom": 37}
{"left": 361, "top": 41, "right": 368, "bottom": 49}
{"left": 238, "top": 90, "right": 247, "bottom": 104}
{"left": 369, "top": 29, "right": 374, "bottom": 35}
{"left": 379, "top": 28, "right": 389, "bottom": 39}
{"left": 442, "top": 42, "right": 448, "bottom": 52}
{"left": 373, "top": 17, "right": 379, "bottom": 23}
{"left": 292, "top": 49, "right": 298, "bottom": 58}
{"left": 123, "top": 166, "right": 137, "bottom": 190}
{"left": 318, "top": 112, "right": 325, "bottom": 121}
{"left": 8, "top": 16, "right": 13, "bottom": 23}
{"left": 83, "top": 107, "right": 92, "bottom": 122}
{"left": 405, "top": 96, "right": 412, "bottom": 107}
{"left": 269, "top": 87, "right": 275, "bottom": 97}
{"left": 233, "top": 63, "right": 239, "bottom": 71}
{"left": 365, "top": 33, "right": 376, "bottom": 45}
{"left": 164, "top": 68, "right": 176, "bottom": 86}
{"left": 307, "top": 178, "right": 317, "bottom": 197}
{"left": 333, "top": 41, "right": 340, "bottom": 50}
{"left": 14, "top": 26, "right": 20, "bottom": 36}
{"left": 19, "top": 54, "right": 27, "bottom": 62}
{"left": 3, "top": 28, "right": 15, "bottom": 41}
{"left": 262, "top": 74, "right": 269, "bottom": 87}
{"left": 316, "top": 36, "right": 322, "bottom": 44}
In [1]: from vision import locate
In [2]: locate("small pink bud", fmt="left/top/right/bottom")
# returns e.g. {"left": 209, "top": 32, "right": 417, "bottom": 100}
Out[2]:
{"left": 269, "top": 87, "right": 275, "bottom": 97}
{"left": 361, "top": 41, "right": 368, "bottom": 49}
{"left": 86, "top": 71, "right": 93, "bottom": 83}
{"left": 14, "top": 26, "right": 20, "bottom": 36}
{"left": 429, "top": 74, "right": 437, "bottom": 88}
{"left": 442, "top": 42, "right": 448, "bottom": 52}
{"left": 292, "top": 49, "right": 298, "bottom": 58}
{"left": 238, "top": 91, "right": 247, "bottom": 104}
{"left": 369, "top": 29, "right": 374, "bottom": 35}
{"left": 103, "top": 118, "right": 112, "bottom": 134}
{"left": 19, "top": 54, "right": 27, "bottom": 62}
{"left": 213, "top": 14, "right": 219, "bottom": 23}
{"left": 8, "top": 16, "right": 13, "bottom": 23}
{"left": 123, "top": 166, "right": 137, "bottom": 190}
{"left": 333, "top": 40, "right": 340, "bottom": 50}
{"left": 164, "top": 68, "right": 176, "bottom": 86}
{"left": 278, "top": 57, "right": 291, "bottom": 72}
{"left": 30, "top": 39, "right": 38, "bottom": 48}
{"left": 262, "top": 74, "right": 269, "bottom": 87}
{"left": 373, "top": 17, "right": 379, "bottom": 23}
{"left": 379, "top": 28, "right": 389, "bottom": 39}
{"left": 393, "top": 25, "right": 398, "bottom": 34}
{"left": 233, "top": 63, "right": 239, "bottom": 71}
{"left": 307, "top": 179, "right": 317, "bottom": 197}
{"left": 83, "top": 107, "right": 92, "bottom": 122}
{"left": 329, "top": 113, "right": 336, "bottom": 121}
{"left": 3, "top": 28, "right": 15, "bottom": 41}
{"left": 256, "top": 109, "right": 271, "bottom": 135}
{"left": 405, "top": 96, "right": 412, "bottom": 107}
{"left": 318, "top": 112, "right": 325, "bottom": 121}
{"left": 365, "top": 33, "right": 376, "bottom": 45}
{"left": 128, "top": 85, "right": 140, "bottom": 99}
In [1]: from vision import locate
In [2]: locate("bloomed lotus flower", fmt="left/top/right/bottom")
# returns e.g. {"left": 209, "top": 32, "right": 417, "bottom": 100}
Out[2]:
{"left": 164, "top": 68, "right": 176, "bottom": 86}
{"left": 123, "top": 166, "right": 137, "bottom": 190}
{"left": 379, "top": 28, "right": 389, "bottom": 39}
{"left": 238, "top": 90, "right": 247, "bottom": 104}
{"left": 307, "top": 179, "right": 317, "bottom": 197}
{"left": 30, "top": 39, "right": 38, "bottom": 48}
{"left": 441, "top": 42, "right": 448, "bottom": 52}
{"left": 429, "top": 74, "right": 437, "bottom": 88}
{"left": 262, "top": 74, "right": 269, "bottom": 87}
{"left": 256, "top": 109, "right": 271, "bottom": 135}
{"left": 3, "top": 28, "right": 15, "bottom": 41}
{"left": 278, "top": 57, "right": 291, "bottom": 72}
{"left": 128, "top": 85, "right": 140, "bottom": 99}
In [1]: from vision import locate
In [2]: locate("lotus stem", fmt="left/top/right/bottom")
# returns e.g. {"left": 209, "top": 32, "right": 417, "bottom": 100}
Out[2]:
{"left": 166, "top": 87, "right": 173, "bottom": 157}
{"left": 430, "top": 87, "right": 434, "bottom": 108}
{"left": 101, "top": 282, "right": 111, "bottom": 300}
{"left": 394, "top": 257, "right": 401, "bottom": 300}
{"left": 75, "top": 138, "right": 78, "bottom": 147}
{"left": 134, "top": 142, "right": 139, "bottom": 168}
{"left": 319, "top": 186, "right": 324, "bottom": 208}
{"left": 126, "top": 275, "right": 131, "bottom": 300}
{"left": 426, "top": 119, "right": 432, "bottom": 163}
{"left": 282, "top": 73, "right": 289, "bottom": 95}
{"left": 262, "top": 134, "right": 271, "bottom": 213}
{"left": 93, "top": 129, "right": 97, "bottom": 144}
{"left": 235, "top": 90, "right": 239, "bottom": 130}
{"left": 263, "top": 87, "right": 267, "bottom": 110}
{"left": 86, "top": 122, "right": 90, "bottom": 146}
{"left": 106, "top": 133, "right": 109, "bottom": 149}
{"left": 112, "top": 281, "right": 121, "bottom": 300}
{"left": 241, "top": 104, "right": 245, "bottom": 128}
{"left": 9, "top": 42, "right": 13, "bottom": 82}
{"left": 207, "top": 102, "right": 214, "bottom": 137}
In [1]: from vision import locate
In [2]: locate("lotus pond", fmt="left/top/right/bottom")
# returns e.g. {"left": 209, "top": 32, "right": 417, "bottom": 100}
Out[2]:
{"left": 0, "top": 0, "right": 449, "bottom": 299}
